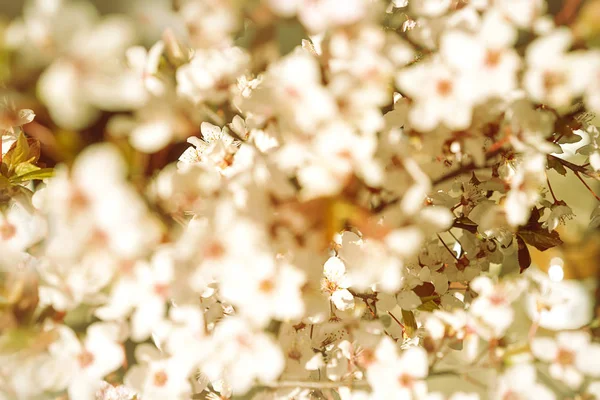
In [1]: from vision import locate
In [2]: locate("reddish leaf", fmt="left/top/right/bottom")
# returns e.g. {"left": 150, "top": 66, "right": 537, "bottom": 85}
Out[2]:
{"left": 517, "top": 236, "right": 532, "bottom": 273}
{"left": 518, "top": 229, "right": 563, "bottom": 252}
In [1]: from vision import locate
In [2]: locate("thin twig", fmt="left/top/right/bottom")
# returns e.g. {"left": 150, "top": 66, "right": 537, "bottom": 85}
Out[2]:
{"left": 574, "top": 171, "right": 600, "bottom": 202}
{"left": 546, "top": 175, "right": 558, "bottom": 203}
{"left": 437, "top": 233, "right": 459, "bottom": 261}
{"left": 387, "top": 311, "right": 405, "bottom": 330}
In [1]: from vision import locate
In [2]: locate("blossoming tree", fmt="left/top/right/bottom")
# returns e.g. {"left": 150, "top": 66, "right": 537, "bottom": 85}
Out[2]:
{"left": 1, "top": 0, "right": 600, "bottom": 399}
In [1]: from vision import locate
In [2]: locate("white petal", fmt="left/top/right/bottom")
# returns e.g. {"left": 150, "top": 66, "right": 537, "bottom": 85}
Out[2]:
{"left": 576, "top": 344, "right": 600, "bottom": 377}
{"left": 530, "top": 337, "right": 558, "bottom": 361}
{"left": 332, "top": 289, "right": 354, "bottom": 311}
{"left": 324, "top": 257, "right": 346, "bottom": 281}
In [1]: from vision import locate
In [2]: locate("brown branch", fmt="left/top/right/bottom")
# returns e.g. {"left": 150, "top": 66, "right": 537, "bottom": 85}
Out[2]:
{"left": 432, "top": 148, "right": 503, "bottom": 186}
{"left": 554, "top": 0, "right": 583, "bottom": 26}
{"left": 546, "top": 175, "right": 559, "bottom": 203}
{"left": 373, "top": 149, "right": 503, "bottom": 214}
{"left": 548, "top": 154, "right": 590, "bottom": 175}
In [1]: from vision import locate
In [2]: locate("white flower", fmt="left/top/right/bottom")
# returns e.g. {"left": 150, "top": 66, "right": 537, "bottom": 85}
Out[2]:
{"left": 278, "top": 323, "right": 317, "bottom": 380}
{"left": 242, "top": 49, "right": 337, "bottom": 135}
{"left": 109, "top": 96, "right": 197, "bottom": 153}
{"left": 124, "top": 344, "right": 193, "bottom": 400}
{"left": 494, "top": 0, "right": 546, "bottom": 28}
{"left": 220, "top": 253, "right": 306, "bottom": 327}
{"left": 440, "top": 11, "right": 520, "bottom": 100}
{"left": 95, "top": 250, "right": 174, "bottom": 341}
{"left": 396, "top": 59, "right": 477, "bottom": 131}
{"left": 0, "top": 199, "right": 46, "bottom": 252}
{"left": 125, "top": 40, "right": 166, "bottom": 97}
{"left": 266, "top": 0, "right": 367, "bottom": 33}
{"left": 176, "top": 47, "right": 249, "bottom": 104}
{"left": 525, "top": 271, "right": 594, "bottom": 331}
{"left": 504, "top": 153, "right": 546, "bottom": 226}
{"left": 95, "top": 381, "right": 138, "bottom": 400}
{"left": 531, "top": 331, "right": 600, "bottom": 389}
{"left": 322, "top": 257, "right": 354, "bottom": 311}
{"left": 523, "top": 28, "right": 590, "bottom": 110}
{"left": 201, "top": 317, "right": 285, "bottom": 395}
{"left": 494, "top": 364, "right": 555, "bottom": 400}
{"left": 37, "top": 15, "right": 146, "bottom": 129}
{"left": 178, "top": 121, "right": 239, "bottom": 170}
{"left": 337, "top": 231, "right": 403, "bottom": 293}
{"left": 366, "top": 337, "right": 429, "bottom": 400}
{"left": 469, "top": 276, "right": 522, "bottom": 338}
{"left": 543, "top": 202, "right": 573, "bottom": 231}
{"left": 179, "top": 0, "right": 240, "bottom": 48}
{"left": 43, "top": 323, "right": 125, "bottom": 400}
{"left": 409, "top": 0, "right": 452, "bottom": 17}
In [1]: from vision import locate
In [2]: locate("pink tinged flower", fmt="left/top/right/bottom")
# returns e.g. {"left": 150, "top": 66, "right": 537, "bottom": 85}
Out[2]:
{"left": 440, "top": 13, "right": 520, "bottom": 100}
{"left": 469, "top": 276, "right": 517, "bottom": 338}
{"left": 396, "top": 60, "right": 476, "bottom": 132}
{"left": 46, "top": 324, "right": 125, "bottom": 400}
{"left": 124, "top": 344, "right": 193, "bottom": 400}
{"left": 523, "top": 28, "right": 591, "bottom": 110}
{"left": 531, "top": 331, "right": 600, "bottom": 389}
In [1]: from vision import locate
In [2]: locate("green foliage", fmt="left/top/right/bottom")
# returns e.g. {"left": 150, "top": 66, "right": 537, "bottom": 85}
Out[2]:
{"left": 0, "top": 132, "right": 53, "bottom": 194}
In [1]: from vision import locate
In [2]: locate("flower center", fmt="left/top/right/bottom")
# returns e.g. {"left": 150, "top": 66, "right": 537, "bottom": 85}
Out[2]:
{"left": 484, "top": 49, "right": 502, "bottom": 68}
{"left": 489, "top": 292, "right": 506, "bottom": 306}
{"left": 556, "top": 348, "right": 575, "bottom": 366}
{"left": 0, "top": 222, "right": 16, "bottom": 240}
{"left": 204, "top": 241, "right": 225, "bottom": 259}
{"left": 154, "top": 284, "right": 170, "bottom": 298}
{"left": 398, "top": 373, "right": 414, "bottom": 387}
{"left": 259, "top": 279, "right": 275, "bottom": 293}
{"left": 153, "top": 370, "right": 169, "bottom": 387}
{"left": 78, "top": 350, "right": 94, "bottom": 368}
{"left": 542, "top": 71, "right": 567, "bottom": 92}
{"left": 436, "top": 79, "right": 453, "bottom": 97}
{"left": 321, "top": 278, "right": 338, "bottom": 293}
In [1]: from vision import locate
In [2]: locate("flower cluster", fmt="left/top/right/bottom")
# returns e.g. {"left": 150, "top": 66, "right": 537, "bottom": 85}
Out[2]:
{"left": 1, "top": 0, "right": 600, "bottom": 399}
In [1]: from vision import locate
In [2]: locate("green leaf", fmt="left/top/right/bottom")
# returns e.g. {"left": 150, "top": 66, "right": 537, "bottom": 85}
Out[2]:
{"left": 417, "top": 300, "right": 440, "bottom": 312}
{"left": 3, "top": 133, "right": 40, "bottom": 170}
{"left": 14, "top": 162, "right": 40, "bottom": 177}
{"left": 518, "top": 229, "right": 563, "bottom": 252}
{"left": 277, "top": 19, "right": 307, "bottom": 56}
{"left": 5, "top": 132, "right": 30, "bottom": 166}
{"left": 0, "top": 175, "right": 11, "bottom": 190}
{"left": 401, "top": 309, "right": 417, "bottom": 337}
{"left": 10, "top": 168, "right": 54, "bottom": 183}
